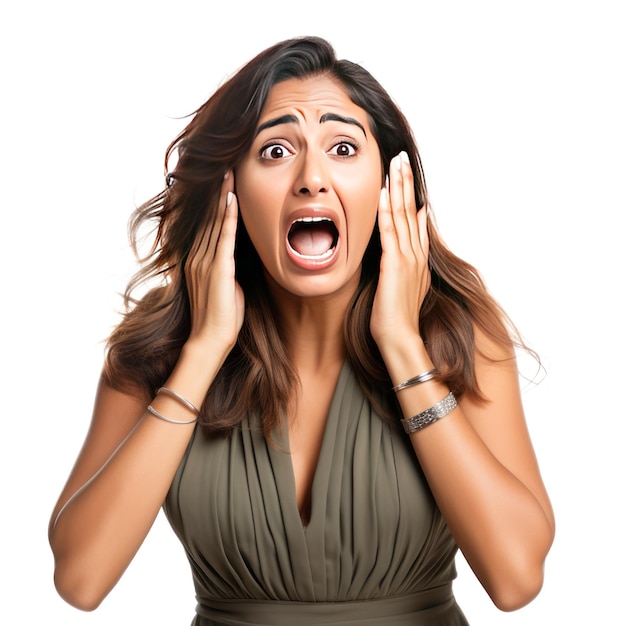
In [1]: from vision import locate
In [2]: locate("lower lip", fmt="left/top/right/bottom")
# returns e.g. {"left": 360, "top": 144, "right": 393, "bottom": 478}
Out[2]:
{"left": 285, "top": 239, "right": 340, "bottom": 271}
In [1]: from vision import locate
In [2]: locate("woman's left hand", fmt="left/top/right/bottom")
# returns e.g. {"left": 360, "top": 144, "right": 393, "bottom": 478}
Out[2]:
{"left": 370, "top": 151, "right": 431, "bottom": 356}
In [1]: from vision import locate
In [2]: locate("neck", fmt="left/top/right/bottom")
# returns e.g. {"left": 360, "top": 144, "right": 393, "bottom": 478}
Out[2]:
{"left": 265, "top": 275, "right": 357, "bottom": 374}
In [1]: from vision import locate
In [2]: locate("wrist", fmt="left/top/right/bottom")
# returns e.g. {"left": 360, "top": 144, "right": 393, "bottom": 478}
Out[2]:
{"left": 181, "top": 334, "right": 233, "bottom": 366}
{"left": 170, "top": 339, "right": 231, "bottom": 394}
{"left": 378, "top": 333, "right": 435, "bottom": 387}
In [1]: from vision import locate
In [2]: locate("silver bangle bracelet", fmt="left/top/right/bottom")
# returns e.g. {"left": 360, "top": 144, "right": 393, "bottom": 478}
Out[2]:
{"left": 401, "top": 391, "right": 457, "bottom": 434}
{"left": 146, "top": 405, "right": 198, "bottom": 425}
{"left": 157, "top": 387, "right": 200, "bottom": 416}
{"left": 392, "top": 368, "right": 440, "bottom": 392}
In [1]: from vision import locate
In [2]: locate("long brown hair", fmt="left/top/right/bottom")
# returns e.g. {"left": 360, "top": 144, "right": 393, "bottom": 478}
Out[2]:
{"left": 104, "top": 36, "right": 529, "bottom": 437}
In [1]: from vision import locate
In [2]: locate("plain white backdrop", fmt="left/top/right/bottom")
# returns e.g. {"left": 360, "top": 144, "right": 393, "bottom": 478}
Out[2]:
{"left": 1, "top": 1, "right": 624, "bottom": 623}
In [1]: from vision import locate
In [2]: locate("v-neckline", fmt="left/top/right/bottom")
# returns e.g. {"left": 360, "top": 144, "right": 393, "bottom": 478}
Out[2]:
{"left": 281, "top": 360, "right": 349, "bottom": 529}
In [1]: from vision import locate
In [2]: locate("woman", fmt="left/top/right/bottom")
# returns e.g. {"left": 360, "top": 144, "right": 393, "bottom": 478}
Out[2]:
{"left": 49, "top": 36, "right": 554, "bottom": 625}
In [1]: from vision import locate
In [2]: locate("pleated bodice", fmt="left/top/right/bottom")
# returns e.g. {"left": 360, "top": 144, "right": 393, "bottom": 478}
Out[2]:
{"left": 164, "top": 362, "right": 468, "bottom": 625}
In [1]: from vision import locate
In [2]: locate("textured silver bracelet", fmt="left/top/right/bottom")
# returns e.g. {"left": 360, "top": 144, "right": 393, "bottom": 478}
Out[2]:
{"left": 392, "top": 368, "right": 440, "bottom": 392}
{"left": 401, "top": 391, "right": 457, "bottom": 434}
{"left": 157, "top": 387, "right": 200, "bottom": 416}
{"left": 146, "top": 405, "right": 198, "bottom": 425}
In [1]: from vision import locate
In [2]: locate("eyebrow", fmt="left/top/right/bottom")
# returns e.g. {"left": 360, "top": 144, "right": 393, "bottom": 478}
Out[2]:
{"left": 320, "top": 113, "right": 367, "bottom": 137}
{"left": 254, "top": 112, "right": 367, "bottom": 137}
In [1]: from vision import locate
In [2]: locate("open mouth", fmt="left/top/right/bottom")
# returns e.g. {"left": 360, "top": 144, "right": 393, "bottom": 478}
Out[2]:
{"left": 287, "top": 217, "right": 339, "bottom": 260}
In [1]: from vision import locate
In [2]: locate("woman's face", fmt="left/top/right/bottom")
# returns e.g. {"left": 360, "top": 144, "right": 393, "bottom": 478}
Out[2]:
{"left": 235, "top": 75, "right": 382, "bottom": 301}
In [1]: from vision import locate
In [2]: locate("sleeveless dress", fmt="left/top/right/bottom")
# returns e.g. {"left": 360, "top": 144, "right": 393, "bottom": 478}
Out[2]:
{"left": 164, "top": 361, "right": 470, "bottom": 625}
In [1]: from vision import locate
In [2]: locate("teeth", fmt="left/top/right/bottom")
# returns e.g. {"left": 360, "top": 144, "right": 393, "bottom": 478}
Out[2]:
{"left": 290, "top": 247, "right": 335, "bottom": 260}
{"left": 294, "top": 217, "right": 332, "bottom": 224}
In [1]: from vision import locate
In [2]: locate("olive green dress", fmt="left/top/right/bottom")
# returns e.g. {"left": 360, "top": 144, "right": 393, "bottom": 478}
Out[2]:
{"left": 164, "top": 362, "right": 469, "bottom": 625}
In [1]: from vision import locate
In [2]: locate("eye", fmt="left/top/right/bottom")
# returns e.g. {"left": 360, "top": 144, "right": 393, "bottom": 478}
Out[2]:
{"left": 329, "top": 141, "right": 358, "bottom": 157}
{"left": 259, "top": 143, "right": 292, "bottom": 160}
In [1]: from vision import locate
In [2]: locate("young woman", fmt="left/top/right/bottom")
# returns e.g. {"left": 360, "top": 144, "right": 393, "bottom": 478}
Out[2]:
{"left": 49, "top": 36, "right": 554, "bottom": 625}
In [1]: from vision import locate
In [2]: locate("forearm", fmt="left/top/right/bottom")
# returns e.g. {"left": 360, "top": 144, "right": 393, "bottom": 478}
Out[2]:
{"left": 51, "top": 416, "right": 193, "bottom": 608}
{"left": 50, "top": 341, "right": 225, "bottom": 610}
{"left": 408, "top": 409, "right": 553, "bottom": 609}
{"left": 382, "top": 335, "right": 554, "bottom": 611}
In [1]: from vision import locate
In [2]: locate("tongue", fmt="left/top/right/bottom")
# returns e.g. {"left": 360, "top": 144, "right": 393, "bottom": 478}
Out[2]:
{"left": 289, "top": 224, "right": 335, "bottom": 256}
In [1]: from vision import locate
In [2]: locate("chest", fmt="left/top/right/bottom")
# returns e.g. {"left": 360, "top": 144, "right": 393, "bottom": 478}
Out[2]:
{"left": 164, "top": 364, "right": 456, "bottom": 601}
{"left": 287, "top": 368, "right": 341, "bottom": 525}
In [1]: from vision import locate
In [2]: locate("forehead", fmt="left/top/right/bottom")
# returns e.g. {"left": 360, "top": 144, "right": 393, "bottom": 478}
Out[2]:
{"left": 259, "top": 75, "right": 368, "bottom": 124}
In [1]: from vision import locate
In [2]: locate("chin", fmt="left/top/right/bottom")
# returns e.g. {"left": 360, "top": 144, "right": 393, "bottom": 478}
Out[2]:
{"left": 265, "top": 266, "right": 362, "bottom": 303}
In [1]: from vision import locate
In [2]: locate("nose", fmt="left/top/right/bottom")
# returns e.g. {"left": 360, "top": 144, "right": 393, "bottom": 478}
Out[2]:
{"left": 293, "top": 149, "right": 329, "bottom": 196}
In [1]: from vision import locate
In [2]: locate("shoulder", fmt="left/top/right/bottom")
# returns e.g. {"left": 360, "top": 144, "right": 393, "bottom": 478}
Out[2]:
{"left": 459, "top": 324, "right": 543, "bottom": 484}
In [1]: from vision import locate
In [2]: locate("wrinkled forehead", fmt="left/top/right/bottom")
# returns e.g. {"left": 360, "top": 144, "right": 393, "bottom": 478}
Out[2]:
{"left": 257, "top": 75, "right": 372, "bottom": 133}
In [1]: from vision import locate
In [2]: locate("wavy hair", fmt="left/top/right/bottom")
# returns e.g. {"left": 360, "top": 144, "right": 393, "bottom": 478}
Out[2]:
{"left": 104, "top": 36, "right": 529, "bottom": 436}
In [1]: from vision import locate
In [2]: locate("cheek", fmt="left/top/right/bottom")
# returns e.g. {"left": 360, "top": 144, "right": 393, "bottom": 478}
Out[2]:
{"left": 237, "top": 196, "right": 280, "bottom": 263}
{"left": 236, "top": 173, "right": 269, "bottom": 230}
{"left": 346, "top": 180, "right": 380, "bottom": 231}
{"left": 239, "top": 209, "right": 273, "bottom": 255}
{"left": 354, "top": 189, "right": 381, "bottom": 253}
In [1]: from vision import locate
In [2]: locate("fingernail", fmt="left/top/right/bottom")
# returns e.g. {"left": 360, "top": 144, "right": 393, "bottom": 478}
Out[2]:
{"left": 226, "top": 191, "right": 234, "bottom": 206}
{"left": 379, "top": 187, "right": 388, "bottom": 207}
{"left": 224, "top": 170, "right": 230, "bottom": 180}
{"left": 395, "top": 154, "right": 402, "bottom": 170}
{"left": 400, "top": 151, "right": 410, "bottom": 164}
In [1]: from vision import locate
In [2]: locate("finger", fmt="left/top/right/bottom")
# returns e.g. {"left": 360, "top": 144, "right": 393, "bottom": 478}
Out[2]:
{"left": 398, "top": 153, "right": 421, "bottom": 253}
{"left": 377, "top": 185, "right": 396, "bottom": 254}
{"left": 186, "top": 172, "right": 234, "bottom": 284}
{"left": 205, "top": 172, "right": 235, "bottom": 259}
{"left": 213, "top": 191, "right": 238, "bottom": 269}
{"left": 388, "top": 153, "right": 412, "bottom": 253}
{"left": 416, "top": 203, "right": 430, "bottom": 261}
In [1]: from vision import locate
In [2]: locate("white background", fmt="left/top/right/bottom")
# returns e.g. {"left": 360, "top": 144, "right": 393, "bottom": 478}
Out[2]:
{"left": 1, "top": 1, "right": 624, "bottom": 623}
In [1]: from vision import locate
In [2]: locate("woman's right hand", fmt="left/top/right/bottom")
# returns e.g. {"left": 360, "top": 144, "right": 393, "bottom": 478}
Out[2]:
{"left": 184, "top": 172, "right": 245, "bottom": 354}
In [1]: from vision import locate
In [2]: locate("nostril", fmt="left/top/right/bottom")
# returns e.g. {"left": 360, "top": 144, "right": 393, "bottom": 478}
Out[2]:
{"left": 299, "top": 186, "right": 327, "bottom": 195}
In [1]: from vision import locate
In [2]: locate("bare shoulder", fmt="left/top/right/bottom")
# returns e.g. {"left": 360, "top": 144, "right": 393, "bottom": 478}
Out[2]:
{"left": 460, "top": 323, "right": 529, "bottom": 439}
{"left": 464, "top": 323, "right": 521, "bottom": 410}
